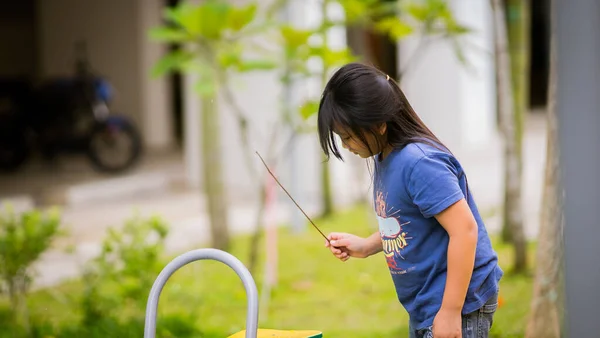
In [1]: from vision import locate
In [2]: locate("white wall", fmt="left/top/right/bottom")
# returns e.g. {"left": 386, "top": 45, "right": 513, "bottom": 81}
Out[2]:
{"left": 398, "top": 0, "right": 497, "bottom": 153}
{"left": 36, "top": 0, "right": 173, "bottom": 150}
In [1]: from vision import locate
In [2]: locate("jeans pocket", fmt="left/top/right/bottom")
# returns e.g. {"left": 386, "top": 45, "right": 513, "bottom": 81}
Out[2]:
{"left": 482, "top": 290, "right": 499, "bottom": 313}
{"left": 481, "top": 301, "right": 498, "bottom": 314}
{"left": 461, "top": 293, "right": 499, "bottom": 338}
{"left": 477, "top": 295, "right": 498, "bottom": 337}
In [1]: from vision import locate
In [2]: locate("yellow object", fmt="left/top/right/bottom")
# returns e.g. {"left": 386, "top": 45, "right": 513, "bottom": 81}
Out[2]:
{"left": 227, "top": 329, "right": 323, "bottom": 338}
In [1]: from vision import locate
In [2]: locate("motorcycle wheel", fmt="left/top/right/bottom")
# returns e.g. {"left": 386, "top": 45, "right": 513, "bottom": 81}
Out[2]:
{"left": 0, "top": 134, "right": 30, "bottom": 172}
{"left": 87, "top": 116, "right": 142, "bottom": 173}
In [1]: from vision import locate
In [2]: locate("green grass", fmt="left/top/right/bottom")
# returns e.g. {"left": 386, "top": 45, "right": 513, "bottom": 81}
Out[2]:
{"left": 2, "top": 204, "right": 535, "bottom": 337}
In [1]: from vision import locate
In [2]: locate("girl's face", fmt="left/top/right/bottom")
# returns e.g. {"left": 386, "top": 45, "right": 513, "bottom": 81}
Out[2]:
{"left": 334, "top": 124, "right": 387, "bottom": 158}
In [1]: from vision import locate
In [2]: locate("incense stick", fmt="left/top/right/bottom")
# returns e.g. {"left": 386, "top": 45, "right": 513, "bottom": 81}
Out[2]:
{"left": 255, "top": 151, "right": 331, "bottom": 244}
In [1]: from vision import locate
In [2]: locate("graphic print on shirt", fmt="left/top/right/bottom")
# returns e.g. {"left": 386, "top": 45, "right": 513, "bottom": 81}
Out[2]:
{"left": 375, "top": 191, "right": 413, "bottom": 274}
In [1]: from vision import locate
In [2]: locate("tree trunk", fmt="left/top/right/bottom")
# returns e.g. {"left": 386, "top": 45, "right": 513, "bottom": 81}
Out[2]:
{"left": 501, "top": 0, "right": 529, "bottom": 246}
{"left": 491, "top": 0, "right": 527, "bottom": 273}
{"left": 506, "top": 0, "right": 530, "bottom": 154}
{"left": 202, "top": 95, "right": 230, "bottom": 251}
{"left": 525, "top": 6, "right": 564, "bottom": 336}
{"left": 248, "top": 184, "right": 267, "bottom": 274}
{"left": 321, "top": 158, "right": 334, "bottom": 216}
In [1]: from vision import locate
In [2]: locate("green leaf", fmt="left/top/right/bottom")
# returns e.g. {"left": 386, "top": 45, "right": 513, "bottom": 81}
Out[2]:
{"left": 226, "top": 3, "right": 258, "bottom": 32}
{"left": 194, "top": 79, "right": 216, "bottom": 97}
{"left": 163, "top": 4, "right": 189, "bottom": 27}
{"left": 374, "top": 17, "right": 414, "bottom": 40}
{"left": 445, "top": 19, "right": 472, "bottom": 35}
{"left": 451, "top": 38, "right": 468, "bottom": 66}
{"left": 165, "top": 4, "right": 203, "bottom": 36}
{"left": 280, "top": 25, "right": 314, "bottom": 49}
{"left": 151, "top": 50, "right": 194, "bottom": 78}
{"left": 217, "top": 47, "right": 242, "bottom": 69}
{"left": 148, "top": 26, "right": 190, "bottom": 43}
{"left": 322, "top": 47, "right": 357, "bottom": 69}
{"left": 406, "top": 2, "right": 429, "bottom": 21}
{"left": 198, "top": 1, "right": 231, "bottom": 39}
{"left": 181, "top": 59, "right": 213, "bottom": 77}
{"left": 164, "top": 2, "right": 230, "bottom": 39}
{"left": 236, "top": 59, "right": 278, "bottom": 72}
{"left": 300, "top": 100, "right": 319, "bottom": 120}
{"left": 308, "top": 46, "right": 325, "bottom": 57}
{"left": 338, "top": 0, "right": 379, "bottom": 23}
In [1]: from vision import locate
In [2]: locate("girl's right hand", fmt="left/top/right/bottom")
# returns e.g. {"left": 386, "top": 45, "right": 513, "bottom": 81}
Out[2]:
{"left": 325, "top": 232, "right": 371, "bottom": 261}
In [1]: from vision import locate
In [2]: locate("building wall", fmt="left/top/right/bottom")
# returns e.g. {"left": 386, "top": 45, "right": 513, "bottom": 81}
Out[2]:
{"left": 36, "top": 0, "right": 172, "bottom": 150}
{"left": 397, "top": 0, "right": 497, "bottom": 153}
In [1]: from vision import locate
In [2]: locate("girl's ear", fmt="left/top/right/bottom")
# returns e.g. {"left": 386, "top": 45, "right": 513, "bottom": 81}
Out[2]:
{"left": 379, "top": 123, "right": 387, "bottom": 135}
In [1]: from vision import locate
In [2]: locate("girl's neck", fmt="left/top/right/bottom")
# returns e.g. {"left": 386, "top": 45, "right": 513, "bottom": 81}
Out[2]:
{"left": 378, "top": 143, "right": 394, "bottom": 162}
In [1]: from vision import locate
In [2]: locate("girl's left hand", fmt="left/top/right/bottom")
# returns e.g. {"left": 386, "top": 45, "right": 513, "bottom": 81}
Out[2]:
{"left": 432, "top": 308, "right": 462, "bottom": 338}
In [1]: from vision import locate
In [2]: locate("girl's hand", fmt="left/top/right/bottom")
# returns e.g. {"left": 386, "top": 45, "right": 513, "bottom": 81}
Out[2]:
{"left": 432, "top": 308, "right": 462, "bottom": 338}
{"left": 325, "top": 232, "right": 371, "bottom": 261}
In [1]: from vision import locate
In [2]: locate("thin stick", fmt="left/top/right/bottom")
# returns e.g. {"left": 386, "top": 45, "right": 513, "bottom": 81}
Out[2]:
{"left": 255, "top": 151, "right": 331, "bottom": 244}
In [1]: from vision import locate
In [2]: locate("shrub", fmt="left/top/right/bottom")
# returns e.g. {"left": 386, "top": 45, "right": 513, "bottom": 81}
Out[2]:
{"left": 0, "top": 205, "right": 64, "bottom": 334}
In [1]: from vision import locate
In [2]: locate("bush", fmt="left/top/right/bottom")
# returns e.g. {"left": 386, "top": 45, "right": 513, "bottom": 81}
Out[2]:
{"left": 0, "top": 205, "right": 63, "bottom": 335}
{"left": 77, "top": 213, "right": 200, "bottom": 336}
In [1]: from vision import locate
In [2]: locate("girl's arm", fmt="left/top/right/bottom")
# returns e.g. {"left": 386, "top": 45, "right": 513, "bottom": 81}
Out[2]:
{"left": 326, "top": 231, "right": 382, "bottom": 260}
{"left": 365, "top": 231, "right": 383, "bottom": 257}
{"left": 434, "top": 198, "right": 478, "bottom": 312}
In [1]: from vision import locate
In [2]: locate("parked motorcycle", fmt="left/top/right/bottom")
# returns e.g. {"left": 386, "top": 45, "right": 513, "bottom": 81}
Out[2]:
{"left": 0, "top": 42, "right": 142, "bottom": 173}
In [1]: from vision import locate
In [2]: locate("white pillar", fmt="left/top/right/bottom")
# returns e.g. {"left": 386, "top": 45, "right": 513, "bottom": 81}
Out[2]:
{"left": 138, "top": 0, "right": 174, "bottom": 151}
{"left": 284, "top": 0, "right": 305, "bottom": 232}
{"left": 397, "top": 0, "right": 497, "bottom": 152}
{"left": 454, "top": 0, "right": 496, "bottom": 150}
{"left": 183, "top": 72, "right": 202, "bottom": 189}
{"left": 181, "top": 0, "right": 203, "bottom": 189}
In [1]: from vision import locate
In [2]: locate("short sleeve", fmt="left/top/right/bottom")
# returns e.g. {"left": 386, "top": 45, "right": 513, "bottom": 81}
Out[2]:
{"left": 407, "top": 154, "right": 464, "bottom": 218}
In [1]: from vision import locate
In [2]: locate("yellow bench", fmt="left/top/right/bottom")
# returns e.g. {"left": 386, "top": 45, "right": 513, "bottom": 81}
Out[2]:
{"left": 228, "top": 329, "right": 323, "bottom": 338}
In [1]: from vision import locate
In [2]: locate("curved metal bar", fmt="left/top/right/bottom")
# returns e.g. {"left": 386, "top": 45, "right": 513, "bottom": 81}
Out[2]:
{"left": 144, "top": 248, "right": 259, "bottom": 338}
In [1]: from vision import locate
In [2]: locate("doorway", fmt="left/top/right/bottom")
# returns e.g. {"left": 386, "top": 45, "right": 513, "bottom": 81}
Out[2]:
{"left": 529, "top": 0, "right": 550, "bottom": 109}
{"left": 345, "top": 0, "right": 398, "bottom": 78}
{"left": 165, "top": 0, "right": 185, "bottom": 147}
{"left": 0, "top": 1, "right": 38, "bottom": 81}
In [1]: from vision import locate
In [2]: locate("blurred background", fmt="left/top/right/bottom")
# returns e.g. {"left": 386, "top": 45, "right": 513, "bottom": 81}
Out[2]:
{"left": 0, "top": 0, "right": 561, "bottom": 337}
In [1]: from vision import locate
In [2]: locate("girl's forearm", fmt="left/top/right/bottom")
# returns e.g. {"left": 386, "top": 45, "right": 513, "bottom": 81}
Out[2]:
{"left": 366, "top": 231, "right": 383, "bottom": 257}
{"left": 441, "top": 228, "right": 478, "bottom": 312}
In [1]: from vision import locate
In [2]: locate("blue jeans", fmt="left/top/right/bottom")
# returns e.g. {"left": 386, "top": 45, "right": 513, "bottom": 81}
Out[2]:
{"left": 409, "top": 292, "right": 498, "bottom": 338}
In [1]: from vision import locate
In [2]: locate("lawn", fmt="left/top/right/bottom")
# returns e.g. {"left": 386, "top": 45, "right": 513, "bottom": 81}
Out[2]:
{"left": 2, "top": 204, "right": 535, "bottom": 337}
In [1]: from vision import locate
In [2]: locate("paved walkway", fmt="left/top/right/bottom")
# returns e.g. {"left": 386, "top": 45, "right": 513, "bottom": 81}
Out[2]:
{"left": 1, "top": 113, "right": 547, "bottom": 289}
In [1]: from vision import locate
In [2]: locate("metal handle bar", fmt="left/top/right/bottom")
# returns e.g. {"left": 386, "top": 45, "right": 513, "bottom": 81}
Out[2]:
{"left": 144, "top": 248, "right": 259, "bottom": 338}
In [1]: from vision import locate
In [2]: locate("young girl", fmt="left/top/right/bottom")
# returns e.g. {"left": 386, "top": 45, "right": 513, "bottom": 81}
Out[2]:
{"left": 318, "top": 63, "right": 503, "bottom": 338}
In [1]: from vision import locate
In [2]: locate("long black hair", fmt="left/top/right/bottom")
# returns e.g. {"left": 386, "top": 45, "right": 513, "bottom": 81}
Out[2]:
{"left": 317, "top": 62, "right": 449, "bottom": 162}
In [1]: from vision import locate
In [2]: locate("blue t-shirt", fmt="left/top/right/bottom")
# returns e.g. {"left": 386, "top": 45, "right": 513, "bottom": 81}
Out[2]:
{"left": 373, "top": 142, "right": 503, "bottom": 330}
